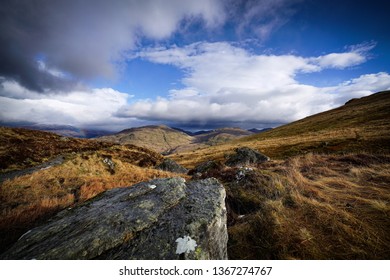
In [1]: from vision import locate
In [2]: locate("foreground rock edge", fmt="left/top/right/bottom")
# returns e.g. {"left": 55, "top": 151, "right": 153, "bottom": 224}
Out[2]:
{"left": 1, "top": 177, "right": 227, "bottom": 260}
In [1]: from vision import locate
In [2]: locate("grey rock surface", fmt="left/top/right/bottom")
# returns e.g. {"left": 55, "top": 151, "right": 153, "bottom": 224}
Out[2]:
{"left": 1, "top": 177, "right": 227, "bottom": 260}
{"left": 226, "top": 147, "right": 270, "bottom": 167}
{"left": 156, "top": 158, "right": 188, "bottom": 174}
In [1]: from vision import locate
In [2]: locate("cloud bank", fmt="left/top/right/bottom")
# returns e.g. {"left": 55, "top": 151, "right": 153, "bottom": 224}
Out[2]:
{"left": 1, "top": 1, "right": 389, "bottom": 130}
{"left": 116, "top": 42, "right": 390, "bottom": 126}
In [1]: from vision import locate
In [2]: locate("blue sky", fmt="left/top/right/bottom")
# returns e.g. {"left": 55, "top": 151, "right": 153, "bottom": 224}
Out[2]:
{"left": 0, "top": 0, "right": 389, "bottom": 131}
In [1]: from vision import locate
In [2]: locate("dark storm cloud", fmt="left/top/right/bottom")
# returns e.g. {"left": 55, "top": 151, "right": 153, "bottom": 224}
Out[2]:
{"left": 0, "top": 0, "right": 80, "bottom": 92}
{"left": 0, "top": 0, "right": 224, "bottom": 92}
{"left": 0, "top": 0, "right": 126, "bottom": 92}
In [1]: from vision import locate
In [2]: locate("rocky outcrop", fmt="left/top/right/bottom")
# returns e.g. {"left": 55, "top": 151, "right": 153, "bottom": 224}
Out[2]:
{"left": 225, "top": 147, "right": 269, "bottom": 167}
{"left": 156, "top": 158, "right": 188, "bottom": 174}
{"left": 1, "top": 177, "right": 227, "bottom": 260}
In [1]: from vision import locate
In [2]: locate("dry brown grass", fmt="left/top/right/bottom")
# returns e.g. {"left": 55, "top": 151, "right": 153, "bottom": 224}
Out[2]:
{"left": 0, "top": 150, "right": 180, "bottom": 254}
{"left": 206, "top": 153, "right": 390, "bottom": 259}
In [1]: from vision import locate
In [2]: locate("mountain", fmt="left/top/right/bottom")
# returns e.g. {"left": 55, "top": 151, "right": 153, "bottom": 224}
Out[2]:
{"left": 171, "top": 90, "right": 390, "bottom": 167}
{"left": 98, "top": 125, "right": 254, "bottom": 154}
{"left": 97, "top": 125, "right": 193, "bottom": 153}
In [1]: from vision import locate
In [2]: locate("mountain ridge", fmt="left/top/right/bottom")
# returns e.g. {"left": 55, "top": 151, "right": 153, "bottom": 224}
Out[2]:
{"left": 171, "top": 90, "right": 390, "bottom": 167}
{"left": 97, "top": 125, "right": 255, "bottom": 154}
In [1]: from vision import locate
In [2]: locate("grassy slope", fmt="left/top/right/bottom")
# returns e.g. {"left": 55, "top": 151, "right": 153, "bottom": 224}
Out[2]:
{"left": 171, "top": 91, "right": 390, "bottom": 259}
{"left": 171, "top": 91, "right": 390, "bottom": 168}
{"left": 0, "top": 127, "right": 181, "bottom": 253}
{"left": 170, "top": 127, "right": 254, "bottom": 153}
{"left": 204, "top": 153, "right": 390, "bottom": 259}
{"left": 0, "top": 126, "right": 162, "bottom": 173}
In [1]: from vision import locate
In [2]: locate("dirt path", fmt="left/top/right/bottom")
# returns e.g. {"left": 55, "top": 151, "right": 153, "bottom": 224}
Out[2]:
{"left": 0, "top": 155, "right": 65, "bottom": 183}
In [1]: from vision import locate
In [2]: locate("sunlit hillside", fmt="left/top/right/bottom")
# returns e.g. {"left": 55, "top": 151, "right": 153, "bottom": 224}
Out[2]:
{"left": 171, "top": 91, "right": 390, "bottom": 168}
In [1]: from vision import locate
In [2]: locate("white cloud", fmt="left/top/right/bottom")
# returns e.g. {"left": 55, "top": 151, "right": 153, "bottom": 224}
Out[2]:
{"left": 311, "top": 42, "right": 375, "bottom": 69}
{"left": 0, "top": 84, "right": 132, "bottom": 130}
{"left": 117, "top": 42, "right": 390, "bottom": 125}
{"left": 314, "top": 52, "right": 366, "bottom": 69}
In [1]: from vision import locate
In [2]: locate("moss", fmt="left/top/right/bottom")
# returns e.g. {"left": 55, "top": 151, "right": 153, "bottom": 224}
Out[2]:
{"left": 194, "top": 246, "right": 204, "bottom": 260}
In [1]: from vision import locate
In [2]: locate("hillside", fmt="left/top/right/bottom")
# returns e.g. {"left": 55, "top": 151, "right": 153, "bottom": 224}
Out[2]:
{"left": 194, "top": 127, "right": 253, "bottom": 145}
{"left": 98, "top": 125, "right": 254, "bottom": 154}
{"left": 169, "top": 90, "right": 390, "bottom": 259}
{"left": 171, "top": 91, "right": 390, "bottom": 168}
{"left": 0, "top": 127, "right": 179, "bottom": 253}
{"left": 97, "top": 125, "right": 193, "bottom": 153}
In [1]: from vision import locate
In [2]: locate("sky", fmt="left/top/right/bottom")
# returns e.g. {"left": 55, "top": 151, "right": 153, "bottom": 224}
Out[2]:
{"left": 1, "top": 0, "right": 389, "bottom": 131}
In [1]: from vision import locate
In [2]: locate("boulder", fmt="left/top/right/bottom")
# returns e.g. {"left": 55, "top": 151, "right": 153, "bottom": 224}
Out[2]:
{"left": 1, "top": 177, "right": 227, "bottom": 260}
{"left": 226, "top": 147, "right": 269, "bottom": 167}
{"left": 188, "top": 160, "right": 224, "bottom": 178}
{"left": 156, "top": 158, "right": 188, "bottom": 174}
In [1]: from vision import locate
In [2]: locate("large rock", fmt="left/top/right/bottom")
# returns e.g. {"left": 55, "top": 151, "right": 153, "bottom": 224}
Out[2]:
{"left": 188, "top": 160, "right": 224, "bottom": 179}
{"left": 226, "top": 147, "right": 270, "bottom": 167}
{"left": 1, "top": 177, "right": 227, "bottom": 260}
{"left": 156, "top": 158, "right": 188, "bottom": 174}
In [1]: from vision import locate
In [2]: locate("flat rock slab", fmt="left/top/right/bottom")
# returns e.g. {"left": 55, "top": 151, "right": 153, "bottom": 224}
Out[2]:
{"left": 1, "top": 177, "right": 227, "bottom": 260}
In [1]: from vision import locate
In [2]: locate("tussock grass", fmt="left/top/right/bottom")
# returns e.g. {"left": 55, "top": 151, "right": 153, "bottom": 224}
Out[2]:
{"left": 209, "top": 153, "right": 390, "bottom": 259}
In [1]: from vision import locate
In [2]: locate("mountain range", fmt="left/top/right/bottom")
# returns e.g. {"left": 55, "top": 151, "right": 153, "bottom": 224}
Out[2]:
{"left": 97, "top": 125, "right": 258, "bottom": 154}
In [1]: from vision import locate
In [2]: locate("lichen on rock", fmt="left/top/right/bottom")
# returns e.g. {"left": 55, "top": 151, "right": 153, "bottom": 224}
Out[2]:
{"left": 1, "top": 177, "right": 227, "bottom": 260}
